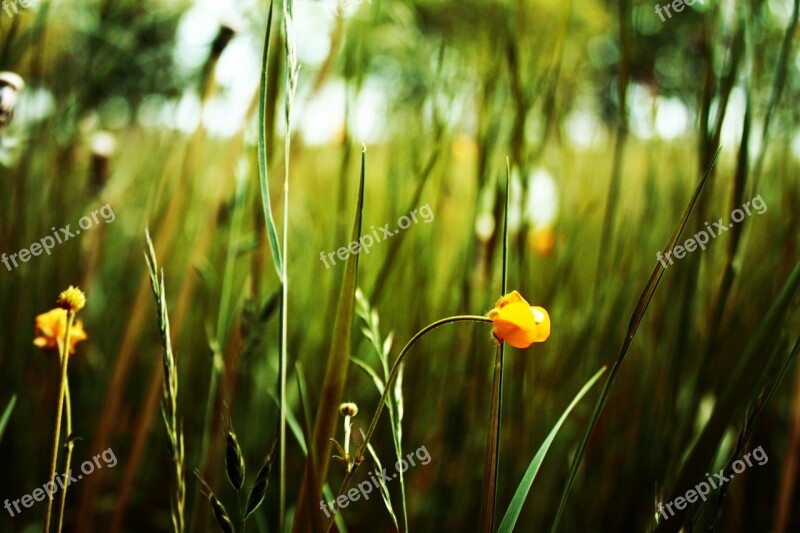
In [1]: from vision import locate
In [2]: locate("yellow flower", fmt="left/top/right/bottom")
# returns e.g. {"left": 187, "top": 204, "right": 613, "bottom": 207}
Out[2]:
{"left": 58, "top": 285, "right": 86, "bottom": 312}
{"left": 487, "top": 290, "right": 550, "bottom": 349}
{"left": 527, "top": 225, "right": 555, "bottom": 257}
{"left": 33, "top": 308, "right": 88, "bottom": 355}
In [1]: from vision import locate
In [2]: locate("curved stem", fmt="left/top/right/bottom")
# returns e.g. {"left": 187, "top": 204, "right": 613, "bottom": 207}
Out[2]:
{"left": 43, "top": 310, "right": 74, "bottom": 533}
{"left": 56, "top": 379, "right": 73, "bottom": 533}
{"left": 323, "top": 314, "right": 493, "bottom": 532}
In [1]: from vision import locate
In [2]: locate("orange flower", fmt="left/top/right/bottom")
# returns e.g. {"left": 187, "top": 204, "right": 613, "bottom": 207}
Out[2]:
{"left": 487, "top": 290, "right": 550, "bottom": 349}
{"left": 527, "top": 225, "right": 555, "bottom": 257}
{"left": 33, "top": 308, "right": 88, "bottom": 355}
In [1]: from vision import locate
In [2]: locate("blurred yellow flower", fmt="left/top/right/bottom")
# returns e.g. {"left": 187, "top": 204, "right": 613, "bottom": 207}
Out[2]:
{"left": 33, "top": 308, "right": 88, "bottom": 355}
{"left": 58, "top": 285, "right": 86, "bottom": 312}
{"left": 527, "top": 225, "right": 555, "bottom": 257}
{"left": 487, "top": 290, "right": 550, "bottom": 349}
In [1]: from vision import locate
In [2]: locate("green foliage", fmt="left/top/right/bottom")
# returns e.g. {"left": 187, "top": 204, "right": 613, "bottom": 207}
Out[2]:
{"left": 0, "top": 0, "right": 798, "bottom": 531}
{"left": 499, "top": 366, "right": 606, "bottom": 533}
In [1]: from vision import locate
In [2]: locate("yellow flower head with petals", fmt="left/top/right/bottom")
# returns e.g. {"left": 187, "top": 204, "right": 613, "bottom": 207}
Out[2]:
{"left": 58, "top": 285, "right": 86, "bottom": 312}
{"left": 33, "top": 308, "right": 88, "bottom": 355}
{"left": 487, "top": 290, "right": 550, "bottom": 349}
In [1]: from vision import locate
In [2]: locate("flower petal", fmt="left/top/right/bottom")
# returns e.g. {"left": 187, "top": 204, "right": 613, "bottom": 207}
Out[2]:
{"left": 488, "top": 292, "right": 550, "bottom": 349}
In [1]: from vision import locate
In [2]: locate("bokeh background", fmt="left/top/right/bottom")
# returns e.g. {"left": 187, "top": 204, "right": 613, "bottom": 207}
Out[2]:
{"left": 1, "top": 0, "right": 800, "bottom": 531}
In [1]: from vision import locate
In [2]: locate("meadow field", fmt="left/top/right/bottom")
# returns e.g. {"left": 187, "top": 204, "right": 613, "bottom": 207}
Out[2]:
{"left": 1, "top": 0, "right": 799, "bottom": 531}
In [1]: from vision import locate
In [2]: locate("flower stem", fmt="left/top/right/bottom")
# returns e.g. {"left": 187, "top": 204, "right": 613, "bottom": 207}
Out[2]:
{"left": 323, "top": 314, "right": 492, "bottom": 531}
{"left": 56, "top": 379, "right": 74, "bottom": 533}
{"left": 479, "top": 344, "right": 503, "bottom": 532}
{"left": 43, "top": 310, "right": 74, "bottom": 533}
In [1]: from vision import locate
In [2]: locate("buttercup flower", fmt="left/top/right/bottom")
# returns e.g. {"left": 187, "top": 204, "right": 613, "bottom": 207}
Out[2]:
{"left": 488, "top": 290, "right": 550, "bottom": 349}
{"left": 528, "top": 225, "right": 555, "bottom": 257}
{"left": 33, "top": 308, "right": 88, "bottom": 355}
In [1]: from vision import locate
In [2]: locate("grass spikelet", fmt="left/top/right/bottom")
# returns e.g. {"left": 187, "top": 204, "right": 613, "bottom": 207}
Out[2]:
{"left": 145, "top": 229, "right": 186, "bottom": 533}
{"left": 353, "top": 287, "right": 408, "bottom": 529}
{"left": 364, "top": 438, "right": 400, "bottom": 530}
{"left": 244, "top": 432, "right": 278, "bottom": 520}
{"left": 195, "top": 471, "right": 235, "bottom": 533}
{"left": 223, "top": 413, "right": 245, "bottom": 494}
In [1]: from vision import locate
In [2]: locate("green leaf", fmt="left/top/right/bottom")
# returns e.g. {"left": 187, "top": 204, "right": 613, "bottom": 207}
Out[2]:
{"left": 296, "top": 362, "right": 324, "bottom": 532}
{"left": 365, "top": 441, "right": 400, "bottom": 530}
{"left": 479, "top": 161, "right": 511, "bottom": 532}
{"left": 267, "top": 391, "right": 348, "bottom": 532}
{"left": 550, "top": 147, "right": 720, "bottom": 533}
{"left": 351, "top": 356, "right": 385, "bottom": 393}
{"left": 480, "top": 345, "right": 504, "bottom": 533}
{"left": 256, "top": 0, "right": 281, "bottom": 278}
{"left": 293, "top": 149, "right": 367, "bottom": 530}
{"left": 654, "top": 257, "right": 800, "bottom": 533}
{"left": 690, "top": 334, "right": 800, "bottom": 526}
{"left": 0, "top": 394, "right": 16, "bottom": 444}
{"left": 498, "top": 367, "right": 607, "bottom": 533}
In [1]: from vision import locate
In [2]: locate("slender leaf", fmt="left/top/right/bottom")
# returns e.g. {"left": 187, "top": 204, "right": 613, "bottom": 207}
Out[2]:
{"left": 691, "top": 334, "right": 800, "bottom": 527}
{"left": 480, "top": 160, "right": 511, "bottom": 532}
{"left": 550, "top": 148, "right": 720, "bottom": 533}
{"left": 654, "top": 258, "right": 800, "bottom": 532}
{"left": 498, "top": 367, "right": 607, "bottom": 533}
{"left": 365, "top": 441, "right": 400, "bottom": 530}
{"left": 268, "top": 391, "right": 348, "bottom": 532}
{"left": 351, "top": 356, "right": 385, "bottom": 393}
{"left": 293, "top": 149, "right": 366, "bottom": 530}
{"left": 296, "top": 363, "right": 324, "bottom": 532}
{"left": 256, "top": 0, "right": 280, "bottom": 277}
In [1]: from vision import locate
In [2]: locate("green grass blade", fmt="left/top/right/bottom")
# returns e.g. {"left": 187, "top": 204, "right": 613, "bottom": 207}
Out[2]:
{"left": 268, "top": 390, "right": 349, "bottom": 532}
{"left": 296, "top": 362, "right": 324, "bottom": 532}
{"left": 750, "top": 0, "right": 799, "bottom": 189}
{"left": 654, "top": 258, "right": 800, "bottom": 532}
{"left": 351, "top": 356, "right": 385, "bottom": 393}
{"left": 0, "top": 394, "right": 16, "bottom": 444}
{"left": 501, "top": 158, "right": 510, "bottom": 295}
{"left": 365, "top": 441, "right": 400, "bottom": 530}
{"left": 293, "top": 148, "right": 366, "bottom": 531}
{"left": 256, "top": 0, "right": 281, "bottom": 278}
{"left": 499, "top": 367, "right": 607, "bottom": 533}
{"left": 549, "top": 148, "right": 720, "bottom": 533}
{"left": 480, "top": 162, "right": 511, "bottom": 532}
{"left": 480, "top": 345, "right": 504, "bottom": 533}
{"left": 690, "top": 334, "right": 800, "bottom": 526}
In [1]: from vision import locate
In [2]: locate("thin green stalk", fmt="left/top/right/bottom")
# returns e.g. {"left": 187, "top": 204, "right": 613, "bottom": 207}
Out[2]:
{"left": 480, "top": 344, "right": 504, "bottom": 532}
{"left": 195, "top": 160, "right": 250, "bottom": 514}
{"left": 192, "top": 182, "right": 244, "bottom": 530}
{"left": 43, "top": 310, "right": 74, "bottom": 533}
{"left": 324, "top": 315, "right": 493, "bottom": 532}
{"left": 480, "top": 161, "right": 511, "bottom": 532}
{"left": 56, "top": 379, "right": 73, "bottom": 533}
{"left": 280, "top": 1, "right": 299, "bottom": 528}
{"left": 549, "top": 149, "right": 719, "bottom": 533}
{"left": 593, "top": 0, "right": 631, "bottom": 298}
